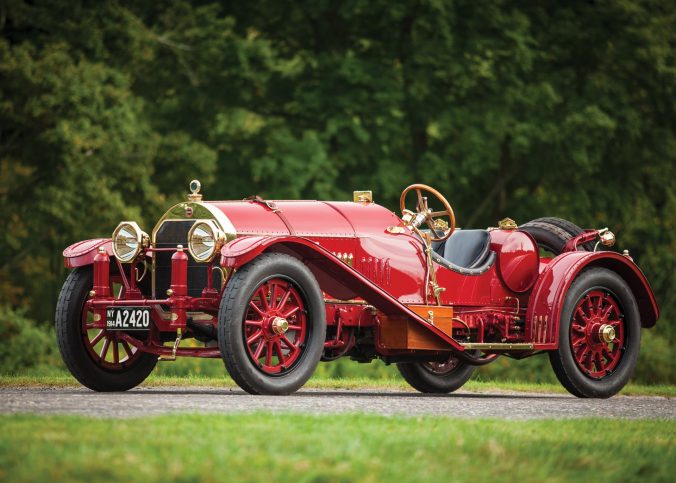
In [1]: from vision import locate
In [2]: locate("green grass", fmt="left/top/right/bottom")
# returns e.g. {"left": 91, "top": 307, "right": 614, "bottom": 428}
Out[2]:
{"left": 1, "top": 372, "right": 674, "bottom": 397}
{"left": 0, "top": 414, "right": 673, "bottom": 482}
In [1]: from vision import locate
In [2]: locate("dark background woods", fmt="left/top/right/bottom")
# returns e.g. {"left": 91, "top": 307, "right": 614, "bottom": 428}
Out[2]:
{"left": 1, "top": 1, "right": 673, "bottom": 382}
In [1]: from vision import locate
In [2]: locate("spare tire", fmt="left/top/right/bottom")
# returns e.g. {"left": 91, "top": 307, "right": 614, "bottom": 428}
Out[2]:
{"left": 519, "top": 217, "right": 594, "bottom": 255}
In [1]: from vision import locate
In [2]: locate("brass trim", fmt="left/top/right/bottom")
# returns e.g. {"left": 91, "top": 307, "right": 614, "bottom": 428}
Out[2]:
{"left": 187, "top": 219, "right": 225, "bottom": 262}
{"left": 323, "top": 299, "right": 369, "bottom": 305}
{"left": 600, "top": 324, "right": 616, "bottom": 343}
{"left": 353, "top": 190, "right": 373, "bottom": 203}
{"left": 212, "top": 266, "right": 227, "bottom": 291}
{"left": 332, "top": 251, "right": 354, "bottom": 266}
{"left": 151, "top": 201, "right": 237, "bottom": 298}
{"left": 600, "top": 230, "right": 616, "bottom": 247}
{"left": 271, "top": 316, "right": 289, "bottom": 335}
{"left": 188, "top": 179, "right": 202, "bottom": 202}
{"left": 136, "top": 261, "right": 148, "bottom": 283}
{"left": 158, "top": 328, "right": 182, "bottom": 361}
{"left": 461, "top": 343, "right": 534, "bottom": 350}
{"left": 498, "top": 218, "right": 518, "bottom": 230}
{"left": 112, "top": 221, "right": 149, "bottom": 263}
{"left": 386, "top": 226, "right": 406, "bottom": 234}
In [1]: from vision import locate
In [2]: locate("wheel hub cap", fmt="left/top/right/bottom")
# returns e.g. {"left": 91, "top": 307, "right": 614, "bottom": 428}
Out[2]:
{"left": 599, "top": 324, "right": 616, "bottom": 343}
{"left": 271, "top": 316, "right": 289, "bottom": 335}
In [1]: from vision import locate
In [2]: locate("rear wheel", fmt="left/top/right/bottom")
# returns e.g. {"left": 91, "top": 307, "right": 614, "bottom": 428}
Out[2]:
{"left": 549, "top": 267, "right": 641, "bottom": 398}
{"left": 397, "top": 355, "right": 475, "bottom": 393}
{"left": 520, "top": 217, "right": 594, "bottom": 254}
{"left": 218, "top": 253, "right": 326, "bottom": 395}
{"left": 55, "top": 267, "right": 157, "bottom": 391}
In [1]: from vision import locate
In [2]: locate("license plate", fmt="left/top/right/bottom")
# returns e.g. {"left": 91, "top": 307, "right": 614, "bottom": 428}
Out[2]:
{"left": 106, "top": 307, "right": 151, "bottom": 330}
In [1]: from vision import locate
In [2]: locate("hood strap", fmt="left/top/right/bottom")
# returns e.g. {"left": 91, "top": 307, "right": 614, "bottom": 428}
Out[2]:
{"left": 244, "top": 195, "right": 296, "bottom": 236}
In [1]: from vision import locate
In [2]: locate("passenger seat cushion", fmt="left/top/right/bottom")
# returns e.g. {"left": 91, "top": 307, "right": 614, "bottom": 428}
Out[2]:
{"left": 442, "top": 230, "right": 491, "bottom": 269}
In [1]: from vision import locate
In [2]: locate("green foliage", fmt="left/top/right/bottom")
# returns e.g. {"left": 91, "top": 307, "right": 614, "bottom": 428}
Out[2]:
{"left": 0, "top": 1, "right": 674, "bottom": 382}
{"left": 0, "top": 306, "right": 60, "bottom": 373}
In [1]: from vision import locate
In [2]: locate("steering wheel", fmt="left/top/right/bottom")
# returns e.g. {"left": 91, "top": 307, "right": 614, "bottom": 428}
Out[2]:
{"left": 399, "top": 184, "right": 456, "bottom": 242}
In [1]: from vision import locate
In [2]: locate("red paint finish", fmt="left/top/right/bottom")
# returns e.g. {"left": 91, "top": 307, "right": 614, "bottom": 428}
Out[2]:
{"left": 92, "top": 248, "right": 111, "bottom": 298}
{"left": 167, "top": 248, "right": 189, "bottom": 328}
{"left": 169, "top": 249, "right": 189, "bottom": 297}
{"left": 526, "top": 251, "right": 659, "bottom": 349}
{"left": 224, "top": 236, "right": 466, "bottom": 351}
{"left": 207, "top": 200, "right": 400, "bottom": 238}
{"left": 243, "top": 278, "right": 308, "bottom": 375}
{"left": 118, "top": 332, "right": 221, "bottom": 358}
{"left": 63, "top": 238, "right": 112, "bottom": 268}
{"left": 356, "top": 233, "right": 426, "bottom": 303}
{"left": 63, "top": 191, "right": 659, "bottom": 367}
{"left": 495, "top": 230, "right": 539, "bottom": 293}
{"left": 569, "top": 289, "right": 625, "bottom": 379}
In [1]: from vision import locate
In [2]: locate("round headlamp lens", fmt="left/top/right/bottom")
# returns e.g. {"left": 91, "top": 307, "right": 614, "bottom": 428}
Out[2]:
{"left": 189, "top": 221, "right": 222, "bottom": 262}
{"left": 112, "top": 222, "right": 146, "bottom": 262}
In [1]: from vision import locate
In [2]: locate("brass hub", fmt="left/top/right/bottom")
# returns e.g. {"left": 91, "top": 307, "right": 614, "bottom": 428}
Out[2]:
{"left": 599, "top": 324, "right": 616, "bottom": 344}
{"left": 271, "top": 317, "right": 289, "bottom": 335}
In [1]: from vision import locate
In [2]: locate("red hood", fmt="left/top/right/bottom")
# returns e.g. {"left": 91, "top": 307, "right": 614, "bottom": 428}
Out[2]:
{"left": 205, "top": 200, "right": 401, "bottom": 238}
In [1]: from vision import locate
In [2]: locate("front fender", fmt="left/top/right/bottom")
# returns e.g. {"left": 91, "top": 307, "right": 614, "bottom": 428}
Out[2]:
{"left": 63, "top": 238, "right": 113, "bottom": 268}
{"left": 526, "top": 251, "right": 659, "bottom": 348}
{"left": 219, "top": 236, "right": 296, "bottom": 269}
{"left": 219, "top": 236, "right": 466, "bottom": 352}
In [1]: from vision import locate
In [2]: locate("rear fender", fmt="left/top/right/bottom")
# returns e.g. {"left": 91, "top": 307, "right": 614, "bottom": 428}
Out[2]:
{"left": 220, "top": 236, "right": 466, "bottom": 352}
{"left": 526, "top": 251, "right": 659, "bottom": 348}
{"left": 63, "top": 239, "right": 113, "bottom": 268}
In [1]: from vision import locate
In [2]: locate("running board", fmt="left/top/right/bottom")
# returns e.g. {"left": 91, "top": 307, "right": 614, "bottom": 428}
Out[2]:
{"left": 461, "top": 343, "right": 533, "bottom": 350}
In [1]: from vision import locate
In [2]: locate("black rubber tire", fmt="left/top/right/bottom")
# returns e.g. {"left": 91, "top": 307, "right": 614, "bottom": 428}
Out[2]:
{"left": 396, "top": 357, "right": 476, "bottom": 393}
{"left": 218, "top": 253, "right": 326, "bottom": 395}
{"left": 549, "top": 268, "right": 641, "bottom": 398}
{"left": 519, "top": 217, "right": 595, "bottom": 254}
{"left": 55, "top": 267, "right": 157, "bottom": 391}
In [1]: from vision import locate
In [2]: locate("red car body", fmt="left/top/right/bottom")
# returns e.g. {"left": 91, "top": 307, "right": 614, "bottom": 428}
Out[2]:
{"left": 60, "top": 182, "right": 659, "bottom": 396}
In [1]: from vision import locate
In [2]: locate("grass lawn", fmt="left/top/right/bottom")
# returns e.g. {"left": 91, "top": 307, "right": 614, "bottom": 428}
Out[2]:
{"left": 1, "top": 372, "right": 674, "bottom": 397}
{"left": 0, "top": 414, "right": 673, "bottom": 482}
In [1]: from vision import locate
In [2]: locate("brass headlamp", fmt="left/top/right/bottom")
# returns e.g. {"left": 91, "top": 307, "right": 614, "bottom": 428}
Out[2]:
{"left": 188, "top": 220, "right": 225, "bottom": 262}
{"left": 111, "top": 221, "right": 149, "bottom": 263}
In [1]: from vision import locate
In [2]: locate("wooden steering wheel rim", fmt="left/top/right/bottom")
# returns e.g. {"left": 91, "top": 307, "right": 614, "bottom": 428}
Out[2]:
{"left": 400, "top": 184, "right": 456, "bottom": 242}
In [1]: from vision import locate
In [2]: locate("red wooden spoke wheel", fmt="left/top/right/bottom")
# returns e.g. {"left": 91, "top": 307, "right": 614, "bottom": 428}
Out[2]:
{"left": 55, "top": 266, "right": 157, "bottom": 392}
{"left": 81, "top": 275, "right": 143, "bottom": 371}
{"left": 422, "top": 357, "right": 461, "bottom": 375}
{"left": 218, "top": 253, "right": 326, "bottom": 395}
{"left": 569, "top": 289, "right": 625, "bottom": 379}
{"left": 549, "top": 268, "right": 641, "bottom": 398}
{"left": 397, "top": 354, "right": 475, "bottom": 393}
{"left": 243, "top": 278, "right": 308, "bottom": 375}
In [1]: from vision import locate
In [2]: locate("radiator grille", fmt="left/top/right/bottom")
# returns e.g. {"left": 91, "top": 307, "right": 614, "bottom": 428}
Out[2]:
{"left": 154, "top": 220, "right": 221, "bottom": 298}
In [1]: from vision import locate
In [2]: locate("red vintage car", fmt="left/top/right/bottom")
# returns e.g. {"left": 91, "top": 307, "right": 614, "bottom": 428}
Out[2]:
{"left": 57, "top": 181, "right": 659, "bottom": 397}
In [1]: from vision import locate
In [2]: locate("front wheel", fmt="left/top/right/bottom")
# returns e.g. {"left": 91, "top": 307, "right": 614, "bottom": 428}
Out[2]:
{"left": 55, "top": 267, "right": 157, "bottom": 391}
{"left": 397, "top": 355, "right": 476, "bottom": 393}
{"left": 549, "top": 267, "right": 641, "bottom": 398}
{"left": 218, "top": 253, "right": 326, "bottom": 395}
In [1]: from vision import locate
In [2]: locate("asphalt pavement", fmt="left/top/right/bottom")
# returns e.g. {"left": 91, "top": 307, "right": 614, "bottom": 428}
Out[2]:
{"left": 1, "top": 386, "right": 673, "bottom": 419}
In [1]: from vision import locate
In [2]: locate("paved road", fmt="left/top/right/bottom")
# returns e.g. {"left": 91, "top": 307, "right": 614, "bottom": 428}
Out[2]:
{"left": 1, "top": 387, "right": 673, "bottom": 419}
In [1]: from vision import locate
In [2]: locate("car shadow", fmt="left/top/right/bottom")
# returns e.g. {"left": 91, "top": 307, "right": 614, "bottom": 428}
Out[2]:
{"left": 92, "top": 388, "right": 573, "bottom": 400}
